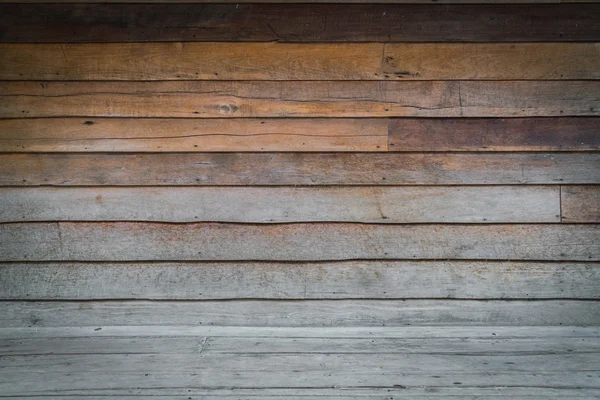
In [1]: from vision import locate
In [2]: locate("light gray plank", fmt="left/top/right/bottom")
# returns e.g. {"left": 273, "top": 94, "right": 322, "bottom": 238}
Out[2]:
{"left": 1, "top": 300, "right": 598, "bottom": 327}
{"left": 1, "top": 223, "right": 598, "bottom": 261}
{"left": 0, "top": 261, "right": 597, "bottom": 300}
{"left": 0, "top": 186, "right": 561, "bottom": 223}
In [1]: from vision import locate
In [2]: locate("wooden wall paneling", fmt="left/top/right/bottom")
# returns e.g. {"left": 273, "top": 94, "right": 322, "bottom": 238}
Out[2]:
{"left": 2, "top": 153, "right": 598, "bottom": 186}
{"left": 2, "top": 81, "right": 598, "bottom": 118}
{"left": 388, "top": 118, "right": 600, "bottom": 151}
{"left": 0, "top": 118, "right": 388, "bottom": 152}
{"left": 561, "top": 186, "right": 600, "bottom": 222}
{"left": 1, "top": 223, "right": 598, "bottom": 261}
{"left": 0, "top": 261, "right": 597, "bottom": 300}
{"left": 2, "top": 43, "right": 598, "bottom": 81}
{"left": 0, "top": 186, "right": 561, "bottom": 223}
{"left": 2, "top": 4, "right": 599, "bottom": 43}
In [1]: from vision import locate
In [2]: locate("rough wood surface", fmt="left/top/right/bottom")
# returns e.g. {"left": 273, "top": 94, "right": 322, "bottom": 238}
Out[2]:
{"left": 0, "top": 118, "right": 387, "bottom": 152}
{"left": 2, "top": 4, "right": 598, "bottom": 43}
{"left": 0, "top": 261, "right": 596, "bottom": 300}
{"left": 1, "top": 223, "right": 598, "bottom": 261}
{"left": 3, "top": 43, "right": 598, "bottom": 81}
{"left": 1, "top": 300, "right": 598, "bottom": 327}
{"left": 0, "top": 186, "right": 561, "bottom": 223}
{"left": 2, "top": 81, "right": 598, "bottom": 118}
{"left": 2, "top": 153, "right": 598, "bottom": 186}
{"left": 562, "top": 186, "right": 600, "bottom": 223}
{"left": 389, "top": 118, "right": 600, "bottom": 151}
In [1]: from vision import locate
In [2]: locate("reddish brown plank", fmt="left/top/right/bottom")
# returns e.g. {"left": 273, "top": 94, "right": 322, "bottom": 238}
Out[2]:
{"left": 562, "top": 186, "right": 600, "bottom": 223}
{"left": 389, "top": 118, "right": 600, "bottom": 151}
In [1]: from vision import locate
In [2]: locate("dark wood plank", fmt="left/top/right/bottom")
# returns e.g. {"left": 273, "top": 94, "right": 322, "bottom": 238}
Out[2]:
{"left": 0, "top": 118, "right": 388, "bottom": 152}
{"left": 1, "top": 153, "right": 598, "bottom": 186}
{"left": 1, "top": 261, "right": 596, "bottom": 299}
{"left": 389, "top": 118, "right": 600, "bottom": 151}
{"left": 2, "top": 81, "right": 597, "bottom": 118}
{"left": 0, "top": 186, "right": 561, "bottom": 223}
{"left": 0, "top": 222, "right": 598, "bottom": 261}
{"left": 562, "top": 186, "right": 600, "bottom": 223}
{"left": 3, "top": 43, "right": 598, "bottom": 81}
{"left": 1, "top": 4, "right": 599, "bottom": 43}
{"left": 2, "top": 300, "right": 599, "bottom": 327}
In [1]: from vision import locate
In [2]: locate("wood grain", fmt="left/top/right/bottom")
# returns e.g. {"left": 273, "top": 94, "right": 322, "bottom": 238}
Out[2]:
{"left": 0, "top": 118, "right": 387, "bottom": 152}
{"left": 2, "top": 81, "right": 598, "bottom": 118}
{"left": 0, "top": 261, "right": 596, "bottom": 300}
{"left": 2, "top": 300, "right": 598, "bottom": 327}
{"left": 1, "top": 223, "right": 598, "bottom": 261}
{"left": 389, "top": 118, "right": 600, "bottom": 151}
{"left": 2, "top": 3, "right": 598, "bottom": 43}
{"left": 2, "top": 43, "right": 597, "bottom": 80}
{"left": 562, "top": 186, "right": 600, "bottom": 223}
{"left": 0, "top": 186, "right": 561, "bottom": 223}
{"left": 2, "top": 153, "right": 598, "bottom": 186}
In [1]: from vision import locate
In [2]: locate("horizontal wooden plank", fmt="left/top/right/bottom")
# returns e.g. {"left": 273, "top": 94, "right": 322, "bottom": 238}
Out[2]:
{"left": 0, "top": 0, "right": 595, "bottom": 3}
{"left": 0, "top": 118, "right": 387, "bottom": 152}
{"left": 0, "top": 261, "right": 596, "bottom": 300}
{"left": 389, "top": 118, "right": 600, "bottom": 151}
{"left": 1, "top": 4, "right": 598, "bottom": 43}
{"left": 0, "top": 186, "right": 561, "bottom": 223}
{"left": 562, "top": 186, "right": 600, "bottom": 223}
{"left": 2, "top": 43, "right": 597, "bottom": 81}
{"left": 1, "top": 223, "right": 598, "bottom": 261}
{"left": 2, "top": 81, "right": 598, "bottom": 118}
{"left": 2, "top": 153, "right": 598, "bottom": 186}
{"left": 1, "top": 300, "right": 598, "bottom": 328}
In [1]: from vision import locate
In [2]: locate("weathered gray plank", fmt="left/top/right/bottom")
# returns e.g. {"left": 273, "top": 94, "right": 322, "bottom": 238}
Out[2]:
{"left": 0, "top": 261, "right": 597, "bottom": 300}
{"left": 562, "top": 186, "right": 600, "bottom": 223}
{"left": 3, "top": 153, "right": 599, "bottom": 186}
{"left": 1, "top": 300, "right": 598, "bottom": 327}
{"left": 0, "top": 118, "right": 388, "bottom": 152}
{"left": 0, "top": 186, "right": 561, "bottom": 223}
{"left": 1, "top": 223, "right": 598, "bottom": 261}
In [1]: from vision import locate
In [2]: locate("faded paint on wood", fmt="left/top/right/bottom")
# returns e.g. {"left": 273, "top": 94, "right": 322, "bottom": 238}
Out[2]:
{"left": 0, "top": 261, "right": 596, "bottom": 300}
{"left": 2, "top": 300, "right": 598, "bottom": 327}
{"left": 2, "top": 43, "right": 598, "bottom": 80}
{"left": 1, "top": 223, "right": 598, "bottom": 261}
{"left": 389, "top": 118, "right": 600, "bottom": 151}
{"left": 561, "top": 186, "right": 600, "bottom": 223}
{"left": 2, "top": 153, "right": 598, "bottom": 186}
{"left": 2, "top": 81, "right": 598, "bottom": 118}
{"left": 2, "top": 4, "right": 598, "bottom": 43}
{"left": 0, "top": 186, "right": 561, "bottom": 223}
{"left": 0, "top": 118, "right": 387, "bottom": 152}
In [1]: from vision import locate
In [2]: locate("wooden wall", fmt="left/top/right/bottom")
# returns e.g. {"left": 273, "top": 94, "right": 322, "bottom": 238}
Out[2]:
{"left": 0, "top": 2, "right": 599, "bottom": 330}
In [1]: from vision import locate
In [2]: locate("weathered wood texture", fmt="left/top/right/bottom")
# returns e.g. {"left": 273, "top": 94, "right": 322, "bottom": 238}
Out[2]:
{"left": 0, "top": 186, "right": 561, "bottom": 223}
{"left": 3, "top": 43, "right": 598, "bottom": 80}
{"left": 2, "top": 300, "right": 598, "bottom": 327}
{"left": 0, "top": 118, "right": 387, "bottom": 152}
{"left": 0, "top": 261, "right": 596, "bottom": 300}
{"left": 2, "top": 153, "right": 598, "bottom": 186}
{"left": 2, "top": 4, "right": 598, "bottom": 42}
{"left": 562, "top": 186, "right": 600, "bottom": 223}
{"left": 2, "top": 81, "right": 598, "bottom": 118}
{"left": 389, "top": 118, "right": 600, "bottom": 151}
{"left": 1, "top": 223, "right": 598, "bottom": 261}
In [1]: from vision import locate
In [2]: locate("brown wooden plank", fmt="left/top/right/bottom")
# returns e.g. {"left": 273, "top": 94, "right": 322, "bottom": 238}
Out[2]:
{"left": 0, "top": 118, "right": 387, "bottom": 152}
{"left": 0, "top": 186, "right": 561, "bottom": 223}
{"left": 562, "top": 186, "right": 600, "bottom": 223}
{"left": 2, "top": 300, "right": 598, "bottom": 327}
{"left": 1, "top": 153, "right": 598, "bottom": 186}
{"left": 0, "top": 261, "right": 596, "bottom": 300}
{"left": 2, "top": 4, "right": 599, "bottom": 43}
{"left": 0, "top": 222, "right": 597, "bottom": 261}
{"left": 389, "top": 118, "right": 600, "bottom": 151}
{"left": 2, "top": 43, "right": 597, "bottom": 81}
{"left": 1, "top": 81, "right": 598, "bottom": 118}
